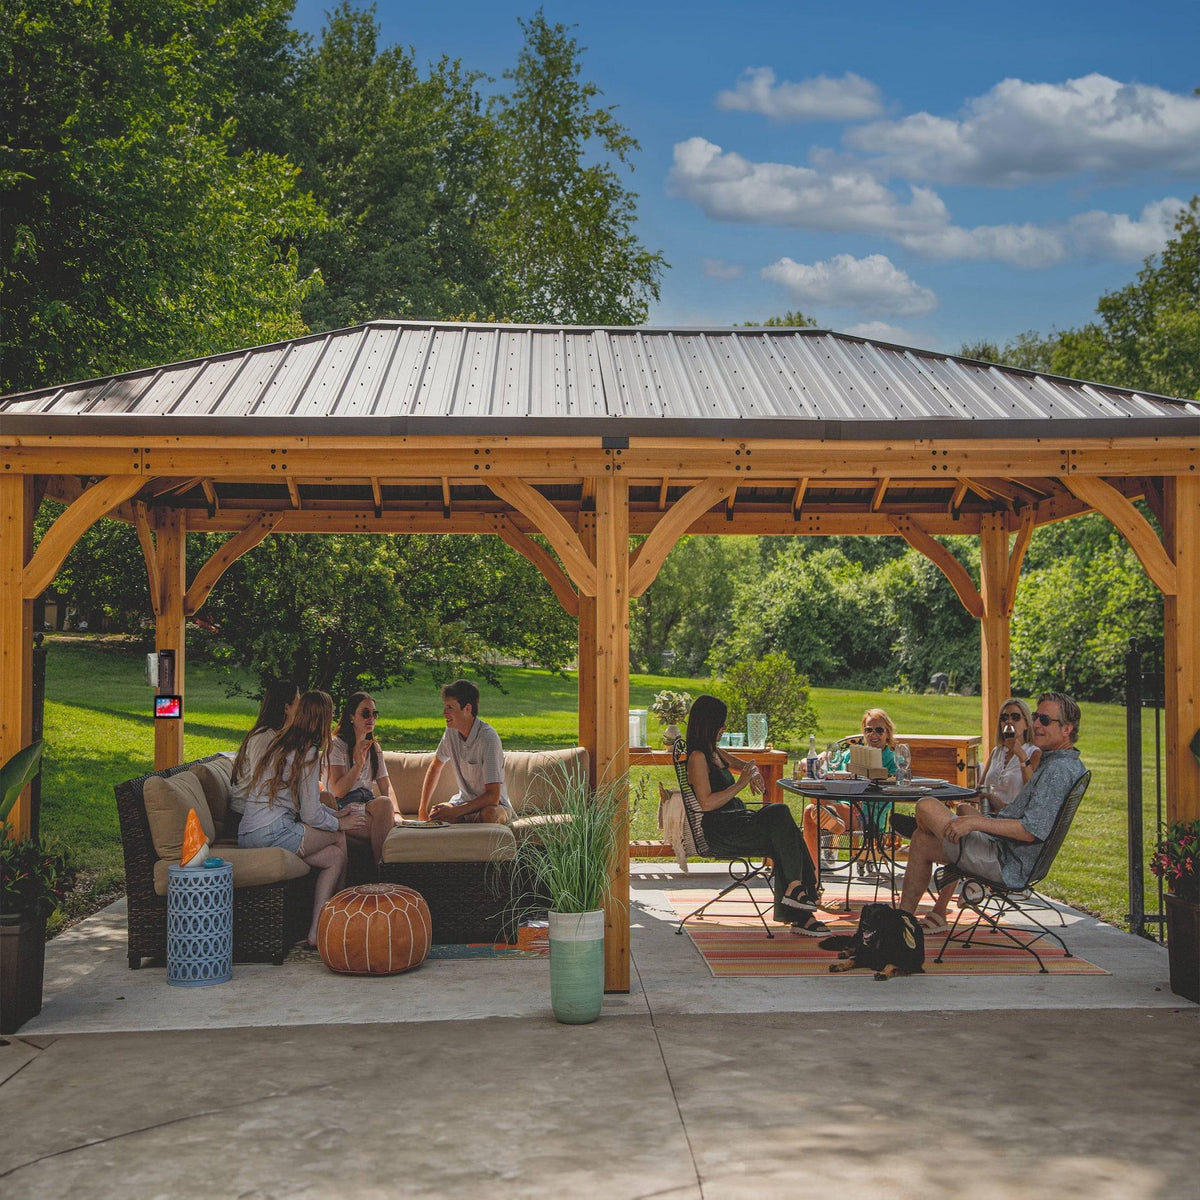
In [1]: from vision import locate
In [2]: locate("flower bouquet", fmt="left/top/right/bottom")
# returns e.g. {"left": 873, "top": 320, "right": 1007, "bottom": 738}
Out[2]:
{"left": 1150, "top": 818, "right": 1200, "bottom": 903}
{"left": 649, "top": 690, "right": 692, "bottom": 745}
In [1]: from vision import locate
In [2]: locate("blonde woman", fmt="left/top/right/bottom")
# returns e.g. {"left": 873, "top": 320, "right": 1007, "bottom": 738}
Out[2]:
{"left": 239, "top": 690, "right": 368, "bottom": 947}
{"left": 802, "top": 708, "right": 896, "bottom": 866}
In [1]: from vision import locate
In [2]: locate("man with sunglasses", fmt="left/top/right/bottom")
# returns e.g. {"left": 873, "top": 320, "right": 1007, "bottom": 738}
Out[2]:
{"left": 897, "top": 692, "right": 1085, "bottom": 920}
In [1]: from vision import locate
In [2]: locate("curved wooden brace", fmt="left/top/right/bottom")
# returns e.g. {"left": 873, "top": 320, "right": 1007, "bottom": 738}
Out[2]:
{"left": 1003, "top": 507, "right": 1036, "bottom": 617}
{"left": 134, "top": 503, "right": 161, "bottom": 617}
{"left": 628, "top": 478, "right": 739, "bottom": 597}
{"left": 488, "top": 478, "right": 597, "bottom": 597}
{"left": 494, "top": 518, "right": 579, "bottom": 617}
{"left": 184, "top": 512, "right": 281, "bottom": 616}
{"left": 21, "top": 475, "right": 144, "bottom": 600}
{"left": 1064, "top": 474, "right": 1178, "bottom": 596}
{"left": 890, "top": 515, "right": 983, "bottom": 619}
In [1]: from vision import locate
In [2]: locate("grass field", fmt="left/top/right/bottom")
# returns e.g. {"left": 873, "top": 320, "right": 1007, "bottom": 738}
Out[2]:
{"left": 36, "top": 639, "right": 1167, "bottom": 934}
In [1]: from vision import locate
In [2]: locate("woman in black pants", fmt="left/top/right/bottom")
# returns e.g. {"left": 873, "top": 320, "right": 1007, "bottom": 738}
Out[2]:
{"left": 685, "top": 694, "right": 830, "bottom": 937}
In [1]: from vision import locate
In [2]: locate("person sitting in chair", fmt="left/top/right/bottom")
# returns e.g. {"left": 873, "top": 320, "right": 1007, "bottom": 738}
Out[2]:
{"left": 686, "top": 695, "right": 829, "bottom": 937}
{"left": 418, "top": 680, "right": 513, "bottom": 825}
{"left": 897, "top": 692, "right": 1086, "bottom": 929}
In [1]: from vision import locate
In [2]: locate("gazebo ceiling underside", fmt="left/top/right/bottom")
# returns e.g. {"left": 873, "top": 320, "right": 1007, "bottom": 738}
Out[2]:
{"left": 4, "top": 320, "right": 1197, "bottom": 536}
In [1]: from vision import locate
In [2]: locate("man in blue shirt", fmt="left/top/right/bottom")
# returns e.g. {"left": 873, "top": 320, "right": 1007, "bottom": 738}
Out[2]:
{"left": 898, "top": 691, "right": 1086, "bottom": 922}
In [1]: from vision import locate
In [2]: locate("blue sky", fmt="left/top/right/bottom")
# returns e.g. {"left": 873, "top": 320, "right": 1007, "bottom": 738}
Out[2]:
{"left": 290, "top": 1, "right": 1200, "bottom": 353}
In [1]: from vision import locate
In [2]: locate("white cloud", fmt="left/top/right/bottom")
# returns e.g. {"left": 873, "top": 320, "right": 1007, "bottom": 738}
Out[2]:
{"left": 841, "top": 321, "right": 925, "bottom": 345}
{"left": 846, "top": 74, "right": 1200, "bottom": 185}
{"left": 762, "top": 254, "right": 938, "bottom": 318}
{"left": 716, "top": 67, "right": 884, "bottom": 121}
{"left": 701, "top": 257, "right": 743, "bottom": 280}
{"left": 671, "top": 138, "right": 1183, "bottom": 268}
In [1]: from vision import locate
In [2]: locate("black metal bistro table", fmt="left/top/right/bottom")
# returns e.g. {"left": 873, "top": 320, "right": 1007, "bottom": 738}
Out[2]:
{"left": 780, "top": 777, "right": 978, "bottom": 911}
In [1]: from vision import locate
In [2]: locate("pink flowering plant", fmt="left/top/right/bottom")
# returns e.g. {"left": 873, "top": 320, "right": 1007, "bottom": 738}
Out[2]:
{"left": 1150, "top": 819, "right": 1200, "bottom": 903}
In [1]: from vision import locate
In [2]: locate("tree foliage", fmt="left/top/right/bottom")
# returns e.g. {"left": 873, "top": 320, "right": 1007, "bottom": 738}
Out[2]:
{"left": 711, "top": 652, "right": 819, "bottom": 744}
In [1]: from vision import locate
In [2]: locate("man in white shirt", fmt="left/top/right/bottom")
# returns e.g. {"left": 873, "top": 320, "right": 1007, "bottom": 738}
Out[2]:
{"left": 418, "top": 680, "right": 513, "bottom": 824}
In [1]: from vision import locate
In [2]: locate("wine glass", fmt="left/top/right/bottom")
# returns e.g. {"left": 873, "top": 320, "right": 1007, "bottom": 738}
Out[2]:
{"left": 823, "top": 742, "right": 839, "bottom": 776}
{"left": 894, "top": 743, "right": 912, "bottom": 785}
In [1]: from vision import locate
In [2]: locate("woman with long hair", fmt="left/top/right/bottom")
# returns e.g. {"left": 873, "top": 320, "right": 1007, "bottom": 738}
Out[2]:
{"left": 802, "top": 707, "right": 896, "bottom": 867}
{"left": 686, "top": 694, "right": 829, "bottom": 936}
{"left": 238, "top": 690, "right": 368, "bottom": 947}
{"left": 228, "top": 678, "right": 301, "bottom": 829}
{"left": 327, "top": 692, "right": 400, "bottom": 863}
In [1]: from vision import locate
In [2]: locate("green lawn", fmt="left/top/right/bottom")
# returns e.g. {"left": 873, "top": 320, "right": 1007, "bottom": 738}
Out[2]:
{"left": 36, "top": 639, "right": 1165, "bottom": 934}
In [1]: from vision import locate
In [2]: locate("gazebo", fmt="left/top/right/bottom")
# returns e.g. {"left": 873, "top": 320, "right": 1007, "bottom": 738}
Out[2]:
{"left": 3, "top": 319, "right": 1198, "bottom": 991}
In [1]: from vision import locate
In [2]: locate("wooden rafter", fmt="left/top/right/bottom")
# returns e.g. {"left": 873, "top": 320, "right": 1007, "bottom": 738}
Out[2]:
{"left": 370, "top": 476, "right": 383, "bottom": 516}
{"left": 21, "top": 475, "right": 144, "bottom": 600}
{"left": 488, "top": 477, "right": 597, "bottom": 596}
{"left": 792, "top": 478, "right": 808, "bottom": 519}
{"left": 657, "top": 477, "right": 670, "bottom": 511}
{"left": 948, "top": 479, "right": 969, "bottom": 514}
{"left": 200, "top": 479, "right": 219, "bottom": 514}
{"left": 184, "top": 513, "right": 281, "bottom": 616}
{"left": 1064, "top": 474, "right": 1178, "bottom": 595}
{"left": 890, "top": 515, "right": 983, "bottom": 618}
{"left": 871, "top": 478, "right": 890, "bottom": 512}
{"left": 440, "top": 477, "right": 451, "bottom": 517}
{"left": 628, "top": 479, "right": 739, "bottom": 597}
{"left": 287, "top": 477, "right": 301, "bottom": 510}
{"left": 494, "top": 518, "right": 579, "bottom": 617}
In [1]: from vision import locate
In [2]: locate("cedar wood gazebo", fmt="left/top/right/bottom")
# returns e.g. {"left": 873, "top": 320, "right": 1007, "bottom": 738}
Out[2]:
{"left": 2, "top": 320, "right": 1198, "bottom": 991}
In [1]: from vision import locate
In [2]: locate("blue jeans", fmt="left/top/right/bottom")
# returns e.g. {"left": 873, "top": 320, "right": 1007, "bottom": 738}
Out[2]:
{"left": 239, "top": 814, "right": 304, "bottom": 854}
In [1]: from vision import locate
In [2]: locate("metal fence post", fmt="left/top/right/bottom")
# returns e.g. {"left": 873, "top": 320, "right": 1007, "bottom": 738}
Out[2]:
{"left": 1125, "top": 640, "right": 1145, "bottom": 937}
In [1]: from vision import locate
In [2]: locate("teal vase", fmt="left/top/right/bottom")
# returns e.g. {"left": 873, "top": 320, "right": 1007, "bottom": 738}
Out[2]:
{"left": 548, "top": 910, "right": 604, "bottom": 1024}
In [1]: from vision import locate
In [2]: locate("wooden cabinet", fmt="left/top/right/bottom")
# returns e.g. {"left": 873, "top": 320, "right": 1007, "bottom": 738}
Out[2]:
{"left": 897, "top": 734, "right": 981, "bottom": 787}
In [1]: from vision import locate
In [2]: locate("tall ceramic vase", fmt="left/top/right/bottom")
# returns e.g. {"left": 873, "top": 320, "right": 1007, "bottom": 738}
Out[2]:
{"left": 1164, "top": 893, "right": 1200, "bottom": 1004}
{"left": 664, "top": 724, "right": 681, "bottom": 747}
{"left": 547, "top": 909, "right": 604, "bottom": 1024}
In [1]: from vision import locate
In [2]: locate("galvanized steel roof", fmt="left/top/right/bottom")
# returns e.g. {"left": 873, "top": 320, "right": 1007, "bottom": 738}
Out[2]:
{"left": 2, "top": 321, "right": 1198, "bottom": 439}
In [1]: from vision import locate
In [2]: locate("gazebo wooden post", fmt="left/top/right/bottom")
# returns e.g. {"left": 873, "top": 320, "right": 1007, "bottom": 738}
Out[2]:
{"left": 152, "top": 508, "right": 187, "bottom": 769}
{"left": 979, "top": 515, "right": 1012, "bottom": 758}
{"left": 593, "top": 472, "right": 630, "bottom": 993}
{"left": 577, "top": 514, "right": 598, "bottom": 787}
{"left": 1163, "top": 474, "right": 1200, "bottom": 823}
{"left": 0, "top": 474, "right": 36, "bottom": 835}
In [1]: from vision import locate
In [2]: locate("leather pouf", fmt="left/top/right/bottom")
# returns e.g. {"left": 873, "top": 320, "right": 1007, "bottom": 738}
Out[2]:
{"left": 317, "top": 884, "right": 432, "bottom": 975}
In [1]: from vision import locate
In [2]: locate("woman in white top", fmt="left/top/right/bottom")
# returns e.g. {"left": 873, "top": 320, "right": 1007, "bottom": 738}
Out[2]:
{"left": 229, "top": 678, "right": 301, "bottom": 828}
{"left": 327, "top": 692, "right": 400, "bottom": 863}
{"left": 977, "top": 697, "right": 1041, "bottom": 810}
{"left": 239, "top": 691, "right": 368, "bottom": 947}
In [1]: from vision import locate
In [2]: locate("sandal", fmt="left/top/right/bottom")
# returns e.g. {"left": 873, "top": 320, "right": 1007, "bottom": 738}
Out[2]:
{"left": 921, "top": 912, "right": 951, "bottom": 935}
{"left": 780, "top": 883, "right": 818, "bottom": 911}
{"left": 789, "top": 912, "right": 832, "bottom": 937}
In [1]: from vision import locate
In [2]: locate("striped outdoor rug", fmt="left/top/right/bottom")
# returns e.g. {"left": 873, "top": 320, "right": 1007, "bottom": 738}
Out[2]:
{"left": 669, "top": 888, "right": 1107, "bottom": 977}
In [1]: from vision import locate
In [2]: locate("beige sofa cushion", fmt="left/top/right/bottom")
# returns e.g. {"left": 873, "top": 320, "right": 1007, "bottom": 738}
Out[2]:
{"left": 505, "top": 747, "right": 589, "bottom": 816}
{"left": 380, "top": 823, "right": 516, "bottom": 864}
{"left": 381, "top": 752, "right": 456, "bottom": 815}
{"left": 190, "top": 755, "right": 234, "bottom": 830}
{"left": 153, "top": 846, "right": 308, "bottom": 896}
{"left": 143, "top": 773, "right": 215, "bottom": 862}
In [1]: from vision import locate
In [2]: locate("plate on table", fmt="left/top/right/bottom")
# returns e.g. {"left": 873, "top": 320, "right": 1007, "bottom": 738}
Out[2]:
{"left": 822, "top": 778, "right": 872, "bottom": 795}
{"left": 881, "top": 785, "right": 926, "bottom": 797}
{"left": 911, "top": 777, "right": 948, "bottom": 788}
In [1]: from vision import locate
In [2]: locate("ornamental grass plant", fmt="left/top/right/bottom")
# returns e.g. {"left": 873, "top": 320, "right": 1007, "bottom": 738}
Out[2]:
{"left": 507, "top": 760, "right": 626, "bottom": 917}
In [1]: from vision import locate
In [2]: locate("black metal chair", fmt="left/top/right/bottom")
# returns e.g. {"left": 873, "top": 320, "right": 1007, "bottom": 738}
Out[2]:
{"left": 671, "top": 739, "right": 776, "bottom": 939}
{"left": 931, "top": 770, "right": 1092, "bottom": 972}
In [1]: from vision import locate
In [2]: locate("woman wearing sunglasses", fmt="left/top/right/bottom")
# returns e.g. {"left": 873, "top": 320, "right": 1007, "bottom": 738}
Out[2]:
{"left": 328, "top": 692, "right": 401, "bottom": 864}
{"left": 802, "top": 708, "right": 896, "bottom": 867}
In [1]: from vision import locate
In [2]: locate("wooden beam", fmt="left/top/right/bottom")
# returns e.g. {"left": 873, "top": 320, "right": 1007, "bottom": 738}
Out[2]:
{"left": 628, "top": 479, "right": 738, "bottom": 597}
{"left": 593, "top": 474, "right": 630, "bottom": 994}
{"left": 184, "top": 513, "right": 281, "bottom": 617}
{"left": 493, "top": 518, "right": 579, "bottom": 617}
{"left": 1162, "top": 475, "right": 1199, "bottom": 823}
{"left": 134, "top": 502, "right": 161, "bottom": 617}
{"left": 948, "top": 479, "right": 969, "bottom": 515}
{"left": 153, "top": 508, "right": 186, "bottom": 769}
{"left": 440, "top": 477, "right": 451, "bottom": 518}
{"left": 1137, "top": 476, "right": 1165, "bottom": 528}
{"left": 657, "top": 477, "right": 670, "bottom": 511}
{"left": 200, "top": 479, "right": 219, "bottom": 515}
{"left": 979, "top": 515, "right": 1012, "bottom": 758}
{"left": 488, "top": 478, "right": 597, "bottom": 597}
{"left": 370, "top": 476, "right": 383, "bottom": 517}
{"left": 577, "top": 514, "right": 597, "bottom": 788}
{"left": 287, "top": 477, "right": 301, "bottom": 510}
{"left": 889, "top": 516, "right": 984, "bottom": 618}
{"left": 870, "top": 478, "right": 890, "bottom": 512}
{"left": 1, "top": 475, "right": 36, "bottom": 835}
{"left": 1003, "top": 507, "right": 1036, "bottom": 617}
{"left": 20, "top": 475, "right": 144, "bottom": 600}
{"left": 792, "top": 478, "right": 808, "bottom": 519}
{"left": 1064, "top": 475, "right": 1178, "bottom": 595}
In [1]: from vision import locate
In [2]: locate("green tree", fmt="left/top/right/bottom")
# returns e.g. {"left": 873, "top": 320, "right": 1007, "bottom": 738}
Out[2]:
{"left": 741, "top": 310, "right": 818, "bottom": 328}
{"left": 0, "top": 0, "right": 322, "bottom": 392}
{"left": 487, "top": 11, "right": 664, "bottom": 324}
{"left": 711, "top": 652, "right": 819, "bottom": 744}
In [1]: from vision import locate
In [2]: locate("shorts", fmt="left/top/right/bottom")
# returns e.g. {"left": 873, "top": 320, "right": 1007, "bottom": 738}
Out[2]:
{"left": 337, "top": 786, "right": 374, "bottom": 811}
{"left": 239, "top": 814, "right": 304, "bottom": 855}
{"left": 941, "top": 830, "right": 1005, "bottom": 884}
{"left": 446, "top": 796, "right": 511, "bottom": 824}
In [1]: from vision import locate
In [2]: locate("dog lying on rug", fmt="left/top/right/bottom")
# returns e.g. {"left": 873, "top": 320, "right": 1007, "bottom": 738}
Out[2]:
{"left": 819, "top": 903, "right": 925, "bottom": 980}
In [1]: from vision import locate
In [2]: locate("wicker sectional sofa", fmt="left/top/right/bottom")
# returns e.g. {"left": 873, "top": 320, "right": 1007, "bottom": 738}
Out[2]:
{"left": 114, "top": 745, "right": 588, "bottom": 963}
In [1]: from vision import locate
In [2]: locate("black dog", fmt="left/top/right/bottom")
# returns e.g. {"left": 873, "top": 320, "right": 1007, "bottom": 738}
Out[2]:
{"left": 819, "top": 903, "right": 925, "bottom": 981}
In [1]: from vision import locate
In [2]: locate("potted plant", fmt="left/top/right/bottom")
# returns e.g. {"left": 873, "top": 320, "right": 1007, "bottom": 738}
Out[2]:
{"left": 649, "top": 690, "right": 692, "bottom": 747}
{"left": 1150, "top": 817, "right": 1199, "bottom": 1004}
{"left": 2, "top": 741, "right": 74, "bottom": 1034}
{"left": 507, "top": 761, "right": 625, "bottom": 1024}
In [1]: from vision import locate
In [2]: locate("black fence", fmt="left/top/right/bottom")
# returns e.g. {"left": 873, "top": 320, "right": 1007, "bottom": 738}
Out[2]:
{"left": 1125, "top": 639, "right": 1164, "bottom": 941}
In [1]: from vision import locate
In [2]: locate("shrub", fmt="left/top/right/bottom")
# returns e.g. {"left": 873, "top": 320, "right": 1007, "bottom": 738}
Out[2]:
{"left": 711, "top": 653, "right": 819, "bottom": 745}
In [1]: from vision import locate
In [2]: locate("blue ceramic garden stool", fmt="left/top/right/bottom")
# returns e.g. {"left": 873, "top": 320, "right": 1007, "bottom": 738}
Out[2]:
{"left": 167, "top": 861, "right": 234, "bottom": 986}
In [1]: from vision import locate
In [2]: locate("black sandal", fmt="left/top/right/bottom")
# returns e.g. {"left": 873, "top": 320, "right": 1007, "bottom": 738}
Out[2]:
{"left": 780, "top": 883, "right": 817, "bottom": 911}
{"left": 789, "top": 912, "right": 832, "bottom": 937}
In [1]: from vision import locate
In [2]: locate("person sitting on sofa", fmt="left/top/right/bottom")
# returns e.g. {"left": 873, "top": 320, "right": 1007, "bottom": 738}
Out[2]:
{"left": 327, "top": 692, "right": 402, "bottom": 862}
{"left": 239, "top": 690, "right": 368, "bottom": 947}
{"left": 418, "top": 680, "right": 513, "bottom": 825}
{"left": 228, "top": 677, "right": 300, "bottom": 832}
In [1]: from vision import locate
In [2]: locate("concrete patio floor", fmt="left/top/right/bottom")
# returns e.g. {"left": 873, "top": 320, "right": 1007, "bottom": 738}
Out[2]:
{"left": 2, "top": 864, "right": 1196, "bottom": 1197}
